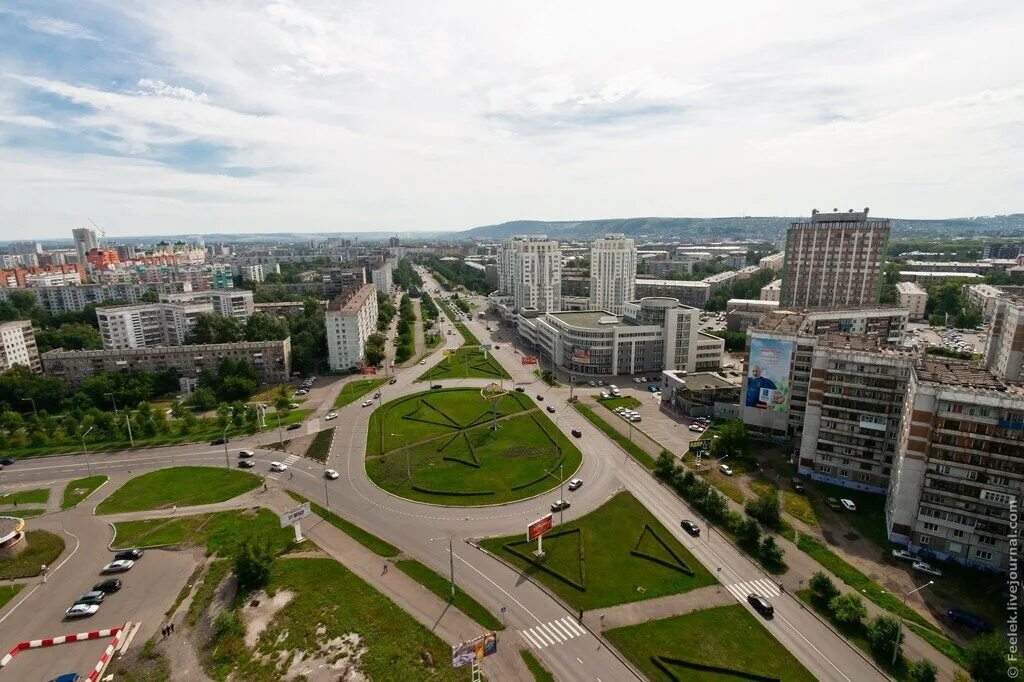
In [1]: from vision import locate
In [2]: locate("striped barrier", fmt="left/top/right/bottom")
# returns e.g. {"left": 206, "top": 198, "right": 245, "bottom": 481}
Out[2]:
{"left": 87, "top": 627, "right": 125, "bottom": 681}
{"left": 0, "top": 626, "right": 122, "bottom": 667}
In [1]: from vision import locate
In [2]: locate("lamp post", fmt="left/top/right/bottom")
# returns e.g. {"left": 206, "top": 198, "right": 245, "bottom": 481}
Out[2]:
{"left": 546, "top": 463, "right": 566, "bottom": 523}
{"left": 105, "top": 392, "right": 134, "bottom": 447}
{"left": 81, "top": 425, "right": 94, "bottom": 476}
{"left": 894, "top": 581, "right": 933, "bottom": 665}
{"left": 390, "top": 433, "right": 411, "bottom": 483}
{"left": 222, "top": 424, "right": 231, "bottom": 469}
{"left": 21, "top": 398, "right": 37, "bottom": 420}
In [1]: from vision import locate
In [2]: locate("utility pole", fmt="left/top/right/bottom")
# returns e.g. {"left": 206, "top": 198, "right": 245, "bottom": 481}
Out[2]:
{"left": 222, "top": 425, "right": 230, "bottom": 469}
{"left": 448, "top": 536, "right": 455, "bottom": 600}
{"left": 106, "top": 392, "right": 133, "bottom": 447}
{"left": 82, "top": 425, "right": 94, "bottom": 476}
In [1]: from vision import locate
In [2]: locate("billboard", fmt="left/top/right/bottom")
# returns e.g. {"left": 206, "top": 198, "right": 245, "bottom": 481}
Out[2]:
{"left": 745, "top": 338, "right": 793, "bottom": 412}
{"left": 521, "top": 355, "right": 538, "bottom": 366}
{"left": 527, "top": 513, "right": 553, "bottom": 541}
{"left": 361, "top": 367, "right": 377, "bottom": 375}
{"left": 451, "top": 632, "right": 498, "bottom": 668}
{"left": 279, "top": 502, "right": 311, "bottom": 528}
{"left": 571, "top": 346, "right": 591, "bottom": 364}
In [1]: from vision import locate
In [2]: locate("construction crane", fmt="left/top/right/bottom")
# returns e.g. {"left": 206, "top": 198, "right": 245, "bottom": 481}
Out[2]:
{"left": 88, "top": 218, "right": 106, "bottom": 247}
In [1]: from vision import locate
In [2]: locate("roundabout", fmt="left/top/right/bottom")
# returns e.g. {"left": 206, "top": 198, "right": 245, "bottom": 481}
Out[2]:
{"left": 365, "top": 387, "right": 583, "bottom": 506}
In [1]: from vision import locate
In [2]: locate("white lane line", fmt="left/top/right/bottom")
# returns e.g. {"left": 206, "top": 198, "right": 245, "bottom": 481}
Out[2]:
{"left": 449, "top": 549, "right": 543, "bottom": 624}
{"left": 776, "top": 611, "right": 855, "bottom": 682}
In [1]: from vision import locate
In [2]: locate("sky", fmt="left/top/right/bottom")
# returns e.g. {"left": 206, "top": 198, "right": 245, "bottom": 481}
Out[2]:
{"left": 0, "top": 0, "right": 1022, "bottom": 239}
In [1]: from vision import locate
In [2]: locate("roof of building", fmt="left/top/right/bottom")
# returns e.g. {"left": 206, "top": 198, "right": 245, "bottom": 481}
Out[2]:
{"left": 327, "top": 283, "right": 376, "bottom": 313}
{"left": 895, "top": 281, "right": 927, "bottom": 293}
{"left": 548, "top": 310, "right": 623, "bottom": 328}
{"left": 635, "top": 278, "right": 711, "bottom": 288}
{"left": 662, "top": 370, "right": 735, "bottom": 391}
{"left": 817, "top": 333, "right": 919, "bottom": 356}
{"left": 899, "top": 271, "right": 985, "bottom": 279}
{"left": 750, "top": 311, "right": 805, "bottom": 333}
{"left": 914, "top": 357, "right": 1011, "bottom": 391}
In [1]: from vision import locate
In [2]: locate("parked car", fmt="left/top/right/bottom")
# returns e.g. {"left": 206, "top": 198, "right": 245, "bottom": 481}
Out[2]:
{"left": 270, "top": 462, "right": 288, "bottom": 472}
{"left": 681, "top": 520, "right": 700, "bottom": 536}
{"left": 825, "top": 497, "right": 842, "bottom": 511}
{"left": 515, "top": 386, "right": 525, "bottom": 392}
{"left": 840, "top": 499, "right": 857, "bottom": 512}
{"left": 420, "top": 359, "right": 427, "bottom": 365}
{"left": 719, "top": 464, "right": 733, "bottom": 476}
{"left": 550, "top": 500, "right": 570, "bottom": 512}
{"left": 296, "top": 389, "right": 308, "bottom": 396}
{"left": 571, "top": 429, "right": 582, "bottom": 438}
{"left": 238, "top": 450, "right": 254, "bottom": 458}
{"left": 588, "top": 381, "right": 597, "bottom": 387}
{"left": 101, "top": 560, "right": 134, "bottom": 574}
{"left": 629, "top": 416, "right": 642, "bottom": 422}
{"left": 431, "top": 384, "right": 443, "bottom": 390}
{"left": 48, "top": 673, "right": 81, "bottom": 682}
{"left": 891, "top": 549, "right": 917, "bottom": 562}
{"left": 747, "top": 594, "right": 774, "bottom": 618}
{"left": 0, "top": 459, "right": 13, "bottom": 466}
{"left": 287, "top": 423, "right": 302, "bottom": 430}
{"left": 361, "top": 400, "right": 374, "bottom": 407}
{"left": 324, "top": 469, "right": 339, "bottom": 480}
{"left": 913, "top": 561, "right": 942, "bottom": 577}
{"left": 325, "top": 412, "right": 338, "bottom": 421}
{"left": 92, "top": 579, "right": 122, "bottom": 593}
{"left": 546, "top": 406, "right": 556, "bottom": 414}
{"left": 647, "top": 385, "right": 659, "bottom": 393}
{"left": 65, "top": 603, "right": 99, "bottom": 619}
{"left": 790, "top": 478, "right": 805, "bottom": 493}
{"left": 289, "top": 403, "right": 300, "bottom": 409}
{"left": 115, "top": 548, "right": 143, "bottom": 561}
{"left": 947, "top": 607, "right": 992, "bottom": 633}
{"left": 211, "top": 437, "right": 229, "bottom": 445}
{"left": 74, "top": 591, "right": 105, "bottom": 606}
{"left": 238, "top": 460, "right": 255, "bottom": 468}
{"left": 567, "top": 478, "right": 583, "bottom": 491}
{"left": 389, "top": 378, "right": 397, "bottom": 385}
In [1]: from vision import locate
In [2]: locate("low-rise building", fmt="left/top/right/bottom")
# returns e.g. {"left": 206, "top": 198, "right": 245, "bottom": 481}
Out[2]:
{"left": 633, "top": 279, "right": 711, "bottom": 308}
{"left": 0, "top": 320, "right": 40, "bottom": 372}
{"left": 898, "top": 271, "right": 985, "bottom": 286}
{"left": 904, "top": 261, "right": 994, "bottom": 275}
{"left": 326, "top": 284, "right": 379, "bottom": 371}
{"left": 758, "top": 252, "right": 785, "bottom": 271}
{"left": 760, "top": 279, "right": 781, "bottom": 302}
{"left": 965, "top": 283, "right": 1005, "bottom": 321}
{"left": 895, "top": 281, "right": 928, "bottom": 321}
{"left": 726, "top": 299, "right": 779, "bottom": 331}
{"left": 660, "top": 370, "right": 739, "bottom": 418}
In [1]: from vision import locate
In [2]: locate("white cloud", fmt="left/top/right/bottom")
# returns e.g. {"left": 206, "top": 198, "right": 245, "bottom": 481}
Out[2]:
{"left": 20, "top": 14, "right": 99, "bottom": 41}
{"left": 133, "top": 79, "right": 209, "bottom": 103}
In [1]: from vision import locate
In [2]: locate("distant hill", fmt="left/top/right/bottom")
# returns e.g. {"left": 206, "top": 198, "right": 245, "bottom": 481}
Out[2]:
{"left": 457, "top": 214, "right": 1024, "bottom": 241}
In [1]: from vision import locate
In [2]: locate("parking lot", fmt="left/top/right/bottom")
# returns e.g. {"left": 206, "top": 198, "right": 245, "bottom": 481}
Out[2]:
{"left": 593, "top": 383, "right": 705, "bottom": 457}
{"left": 907, "top": 322, "right": 988, "bottom": 355}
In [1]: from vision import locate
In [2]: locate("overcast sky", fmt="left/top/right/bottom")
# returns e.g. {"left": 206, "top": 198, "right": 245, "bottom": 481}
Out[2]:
{"left": 1, "top": 0, "right": 1022, "bottom": 239}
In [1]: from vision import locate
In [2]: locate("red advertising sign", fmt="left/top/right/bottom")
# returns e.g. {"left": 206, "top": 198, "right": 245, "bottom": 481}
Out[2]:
{"left": 521, "top": 355, "right": 539, "bottom": 366}
{"left": 527, "top": 513, "right": 553, "bottom": 541}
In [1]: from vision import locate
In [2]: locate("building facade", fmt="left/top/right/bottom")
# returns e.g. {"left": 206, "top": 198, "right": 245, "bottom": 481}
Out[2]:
{"left": 634, "top": 279, "right": 711, "bottom": 308}
{"left": 589, "top": 234, "right": 637, "bottom": 315}
{"left": 984, "top": 296, "right": 1024, "bottom": 382}
{"left": 96, "top": 302, "right": 211, "bottom": 350}
{"left": 0, "top": 320, "right": 40, "bottom": 372}
{"left": 895, "top": 282, "right": 928, "bottom": 321}
{"left": 326, "top": 284, "right": 379, "bottom": 371}
{"left": 497, "top": 236, "right": 561, "bottom": 313}
{"left": 72, "top": 227, "right": 99, "bottom": 264}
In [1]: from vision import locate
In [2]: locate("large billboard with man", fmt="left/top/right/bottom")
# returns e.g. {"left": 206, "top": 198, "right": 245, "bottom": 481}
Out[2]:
{"left": 744, "top": 338, "right": 793, "bottom": 412}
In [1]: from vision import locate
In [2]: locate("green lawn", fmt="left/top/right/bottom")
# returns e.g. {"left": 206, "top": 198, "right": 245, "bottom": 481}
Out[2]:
{"left": 305, "top": 427, "right": 334, "bottom": 464}
{"left": 805, "top": 480, "right": 891, "bottom": 550}
{"left": 573, "top": 402, "right": 656, "bottom": 469}
{"left": 112, "top": 508, "right": 294, "bottom": 555}
{"left": 208, "top": 558, "right": 470, "bottom": 681}
{"left": 61, "top": 476, "right": 107, "bottom": 510}
{"left": 597, "top": 396, "right": 642, "bottom": 411}
{"left": 417, "top": 347, "right": 509, "bottom": 381}
{"left": 482, "top": 491, "right": 715, "bottom": 610}
{"left": 367, "top": 388, "right": 582, "bottom": 505}
{"left": 9, "top": 509, "right": 45, "bottom": 519}
{"left": 0, "top": 489, "right": 49, "bottom": 505}
{"left": 606, "top": 604, "right": 817, "bottom": 682}
{"left": 96, "top": 467, "right": 261, "bottom": 515}
{"left": 395, "top": 559, "right": 504, "bottom": 630}
{"left": 0, "top": 530, "right": 65, "bottom": 579}
{"left": 286, "top": 491, "right": 399, "bottom": 558}
{"left": 520, "top": 650, "right": 554, "bottom": 681}
{"left": 333, "top": 377, "right": 388, "bottom": 409}
{"left": 0, "top": 583, "right": 24, "bottom": 610}
{"left": 438, "top": 300, "right": 480, "bottom": 345}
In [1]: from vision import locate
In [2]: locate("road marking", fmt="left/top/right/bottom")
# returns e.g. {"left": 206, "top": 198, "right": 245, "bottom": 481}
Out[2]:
{"left": 0, "top": 526, "right": 80, "bottom": 625}
{"left": 448, "top": 548, "right": 542, "bottom": 624}
{"left": 520, "top": 617, "right": 587, "bottom": 649}
{"left": 725, "top": 579, "right": 781, "bottom": 602}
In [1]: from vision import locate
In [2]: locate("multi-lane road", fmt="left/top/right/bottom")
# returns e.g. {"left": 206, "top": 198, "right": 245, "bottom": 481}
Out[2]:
{"left": 0, "top": 267, "right": 889, "bottom": 681}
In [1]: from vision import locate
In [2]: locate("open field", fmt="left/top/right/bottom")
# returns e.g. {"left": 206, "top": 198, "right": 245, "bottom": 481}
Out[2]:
{"left": 112, "top": 508, "right": 295, "bottom": 555}
{"left": 96, "top": 467, "right": 260, "bottom": 515}
{"left": 0, "top": 488, "right": 49, "bottom": 505}
{"left": 417, "top": 346, "right": 509, "bottom": 381}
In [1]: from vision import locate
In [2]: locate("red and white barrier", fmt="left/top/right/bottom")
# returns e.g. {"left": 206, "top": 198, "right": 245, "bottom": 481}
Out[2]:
{"left": 87, "top": 627, "right": 124, "bottom": 682}
{"left": 0, "top": 625, "right": 122, "bottom": 667}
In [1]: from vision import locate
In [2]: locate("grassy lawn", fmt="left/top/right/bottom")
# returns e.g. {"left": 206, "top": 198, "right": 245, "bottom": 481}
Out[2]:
{"left": 96, "top": 467, "right": 260, "bottom": 515}
{"left": 596, "top": 396, "right": 642, "bottom": 411}
{"left": 367, "top": 388, "right": 582, "bottom": 505}
{"left": 0, "top": 530, "right": 65, "bottom": 579}
{"left": 112, "top": 508, "right": 294, "bottom": 555}
{"left": 286, "top": 491, "right": 399, "bottom": 558}
{"left": 605, "top": 604, "right": 817, "bottom": 682}
{"left": 520, "top": 650, "right": 554, "bottom": 681}
{"left": 0, "top": 583, "right": 23, "bottom": 610}
{"left": 395, "top": 559, "right": 504, "bottom": 630}
{"left": 333, "top": 377, "right": 388, "bottom": 410}
{"left": 10, "top": 509, "right": 45, "bottom": 519}
{"left": 573, "top": 402, "right": 656, "bottom": 470}
{"left": 0, "top": 488, "right": 49, "bottom": 505}
{"left": 805, "top": 480, "right": 891, "bottom": 550}
{"left": 417, "top": 346, "right": 509, "bottom": 381}
{"left": 305, "top": 427, "right": 334, "bottom": 464}
{"left": 533, "top": 370, "right": 560, "bottom": 387}
{"left": 438, "top": 300, "right": 480, "bottom": 346}
{"left": 482, "top": 491, "right": 715, "bottom": 610}
{"left": 61, "top": 476, "right": 107, "bottom": 510}
{"left": 783, "top": 491, "right": 818, "bottom": 526}
{"left": 209, "top": 558, "right": 470, "bottom": 681}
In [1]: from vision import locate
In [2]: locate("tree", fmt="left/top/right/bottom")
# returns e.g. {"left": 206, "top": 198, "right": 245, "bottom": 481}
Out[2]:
{"left": 759, "top": 535, "right": 784, "bottom": 566}
{"left": 736, "top": 516, "right": 761, "bottom": 547}
{"left": 273, "top": 386, "right": 292, "bottom": 412}
{"left": 188, "top": 314, "right": 244, "bottom": 344}
{"left": 233, "top": 536, "right": 274, "bottom": 590}
{"left": 829, "top": 593, "right": 867, "bottom": 626}
{"left": 655, "top": 451, "right": 677, "bottom": 480}
{"left": 745, "top": 491, "right": 782, "bottom": 530}
{"left": 219, "top": 375, "right": 259, "bottom": 402}
{"left": 710, "top": 420, "right": 749, "bottom": 459}
{"left": 699, "top": 488, "right": 728, "bottom": 520}
{"left": 244, "top": 312, "right": 290, "bottom": 342}
{"left": 809, "top": 572, "right": 840, "bottom": 603}
{"left": 965, "top": 633, "right": 1012, "bottom": 682}
{"left": 866, "top": 615, "right": 902, "bottom": 662}
{"left": 188, "top": 387, "right": 218, "bottom": 412}
{"left": 34, "top": 323, "right": 102, "bottom": 353}
{"left": 907, "top": 660, "right": 938, "bottom": 682}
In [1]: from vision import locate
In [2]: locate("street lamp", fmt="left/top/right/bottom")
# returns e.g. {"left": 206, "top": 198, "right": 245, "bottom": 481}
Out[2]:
{"left": 390, "top": 433, "right": 411, "bottom": 483}
{"left": 20, "top": 398, "right": 37, "bottom": 420}
{"left": 546, "top": 463, "right": 566, "bottom": 523}
{"left": 81, "top": 425, "right": 94, "bottom": 476}
{"left": 105, "top": 392, "right": 134, "bottom": 447}
{"left": 894, "top": 581, "right": 933, "bottom": 665}
{"left": 430, "top": 535, "right": 457, "bottom": 600}
{"left": 222, "top": 424, "right": 231, "bottom": 469}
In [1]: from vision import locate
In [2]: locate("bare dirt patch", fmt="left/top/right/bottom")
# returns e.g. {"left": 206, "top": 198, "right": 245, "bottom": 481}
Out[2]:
{"left": 241, "top": 589, "right": 295, "bottom": 648}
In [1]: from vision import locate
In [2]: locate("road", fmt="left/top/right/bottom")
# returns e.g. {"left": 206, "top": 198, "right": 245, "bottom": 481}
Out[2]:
{"left": 0, "top": 266, "right": 888, "bottom": 681}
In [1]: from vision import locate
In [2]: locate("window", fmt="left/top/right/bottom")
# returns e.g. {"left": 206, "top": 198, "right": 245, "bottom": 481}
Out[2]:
{"left": 978, "top": 535, "right": 997, "bottom": 546}
{"left": 952, "top": 530, "right": 964, "bottom": 539}
{"left": 975, "top": 549, "right": 993, "bottom": 561}
{"left": 923, "top": 522, "right": 940, "bottom": 532}
{"left": 919, "top": 535, "right": 931, "bottom": 546}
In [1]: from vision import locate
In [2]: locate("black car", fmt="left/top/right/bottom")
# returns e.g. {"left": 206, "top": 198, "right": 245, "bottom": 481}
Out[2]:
{"left": 536, "top": 395, "right": 544, "bottom": 401}
{"left": 791, "top": 478, "right": 805, "bottom": 494}
{"left": 286, "top": 423, "right": 302, "bottom": 431}
{"left": 546, "top": 406, "right": 556, "bottom": 414}
{"left": 389, "top": 379, "right": 397, "bottom": 385}
{"left": 238, "top": 460, "right": 255, "bottom": 468}
{"left": 115, "top": 548, "right": 143, "bottom": 561}
{"left": 0, "top": 459, "right": 13, "bottom": 466}
{"left": 373, "top": 392, "right": 381, "bottom": 399}
{"left": 681, "top": 520, "right": 700, "bottom": 536}
{"left": 550, "top": 500, "right": 570, "bottom": 512}
{"left": 92, "top": 579, "right": 122, "bottom": 594}
{"left": 74, "top": 590, "right": 105, "bottom": 605}
{"left": 571, "top": 429, "right": 582, "bottom": 438}
{"left": 431, "top": 384, "right": 443, "bottom": 390}
{"left": 211, "top": 437, "right": 229, "bottom": 445}
{"left": 514, "top": 387, "right": 525, "bottom": 393}
{"left": 748, "top": 594, "right": 774, "bottom": 618}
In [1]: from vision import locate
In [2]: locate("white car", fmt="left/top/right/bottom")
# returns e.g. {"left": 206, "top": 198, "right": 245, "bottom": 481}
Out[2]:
{"left": 840, "top": 499, "right": 857, "bottom": 512}
{"left": 913, "top": 561, "right": 942, "bottom": 577}
{"left": 270, "top": 461, "right": 288, "bottom": 472}
{"left": 420, "top": 359, "right": 427, "bottom": 365}
{"left": 324, "top": 469, "right": 339, "bottom": 480}
{"left": 567, "top": 478, "right": 583, "bottom": 491}
{"left": 361, "top": 400, "right": 374, "bottom": 407}
{"left": 688, "top": 424, "right": 704, "bottom": 432}
{"left": 101, "top": 559, "right": 134, "bottom": 574}
{"left": 66, "top": 603, "right": 99, "bottom": 618}
{"left": 892, "top": 549, "right": 917, "bottom": 562}
{"left": 719, "top": 464, "right": 733, "bottom": 476}
{"left": 325, "top": 412, "right": 338, "bottom": 421}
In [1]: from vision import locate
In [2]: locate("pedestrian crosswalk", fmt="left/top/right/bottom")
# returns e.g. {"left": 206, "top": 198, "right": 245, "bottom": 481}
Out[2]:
{"left": 267, "top": 454, "right": 301, "bottom": 481}
{"left": 725, "top": 578, "right": 781, "bottom": 602}
{"left": 519, "top": 616, "right": 587, "bottom": 649}
{"left": 282, "top": 454, "right": 300, "bottom": 466}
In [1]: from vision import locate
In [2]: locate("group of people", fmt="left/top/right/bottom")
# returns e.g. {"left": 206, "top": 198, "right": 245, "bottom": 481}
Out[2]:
{"left": 162, "top": 623, "right": 175, "bottom": 637}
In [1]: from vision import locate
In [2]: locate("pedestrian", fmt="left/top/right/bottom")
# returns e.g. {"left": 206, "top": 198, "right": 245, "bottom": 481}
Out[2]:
{"left": 161, "top": 626, "right": 167, "bottom": 638}
{"left": 263, "top": 482, "right": 268, "bottom": 491}
{"left": 599, "top": 614, "right": 605, "bottom": 628}
{"left": 382, "top": 561, "right": 388, "bottom": 575}
{"left": 40, "top": 564, "right": 47, "bottom": 583}
{"left": 578, "top": 609, "right": 583, "bottom": 623}
{"left": 170, "top": 623, "right": 175, "bottom": 634}
{"left": 172, "top": 504, "right": 176, "bottom": 514}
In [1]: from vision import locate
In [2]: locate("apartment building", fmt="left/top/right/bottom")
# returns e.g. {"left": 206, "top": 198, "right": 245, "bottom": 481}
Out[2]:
{"left": 984, "top": 295, "right": 1024, "bottom": 382}
{"left": 371, "top": 260, "right": 393, "bottom": 295}
{"left": 759, "top": 252, "right": 785, "bottom": 271}
{"left": 42, "top": 339, "right": 291, "bottom": 387}
{"left": 634, "top": 279, "right": 712, "bottom": 308}
{"left": 0, "top": 282, "right": 192, "bottom": 313}
{"left": 898, "top": 271, "right": 985, "bottom": 286}
{"left": 965, "top": 283, "right": 1005, "bottom": 322}
{"left": 159, "top": 290, "right": 255, "bottom": 321}
{"left": 904, "top": 261, "right": 994, "bottom": 275}
{"left": 895, "top": 281, "right": 928, "bottom": 321}
{"left": 96, "top": 302, "right": 211, "bottom": 350}
{"left": 726, "top": 299, "right": 779, "bottom": 331}
{"left": 326, "top": 284, "right": 379, "bottom": 371}
{"left": 760, "top": 279, "right": 781, "bottom": 301}
{"left": 646, "top": 253, "right": 713, "bottom": 277}
{"left": 701, "top": 270, "right": 739, "bottom": 296}
{"left": 72, "top": 227, "right": 99, "bottom": 264}
{"left": 780, "top": 209, "right": 889, "bottom": 308}
{"left": 497, "top": 236, "right": 561, "bottom": 313}
{"left": 0, "top": 320, "right": 40, "bottom": 372}
{"left": 25, "top": 271, "right": 81, "bottom": 287}
{"left": 589, "top": 234, "right": 637, "bottom": 316}
{"left": 237, "top": 264, "right": 267, "bottom": 283}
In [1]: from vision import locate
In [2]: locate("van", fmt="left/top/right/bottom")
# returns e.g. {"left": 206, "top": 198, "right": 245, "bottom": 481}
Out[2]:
{"left": 600, "top": 392, "right": 609, "bottom": 399}
{"left": 608, "top": 385, "right": 618, "bottom": 391}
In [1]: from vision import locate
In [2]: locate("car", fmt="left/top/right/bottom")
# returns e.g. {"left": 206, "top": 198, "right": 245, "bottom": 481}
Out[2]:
{"left": 325, "top": 412, "right": 338, "bottom": 421}
{"left": 550, "top": 500, "right": 570, "bottom": 512}
{"left": 536, "top": 394, "right": 544, "bottom": 401}
{"left": 681, "top": 520, "right": 700, "bottom": 536}
{"left": 324, "top": 469, "right": 339, "bottom": 480}
{"left": 515, "top": 386, "right": 525, "bottom": 392}
{"left": 648, "top": 385, "right": 659, "bottom": 392}
{"left": 892, "top": 549, "right": 917, "bottom": 562}
{"left": 389, "top": 378, "right": 397, "bottom": 385}
{"left": 115, "top": 548, "right": 143, "bottom": 561}
{"left": 0, "top": 459, "right": 12, "bottom": 466}
{"left": 238, "top": 450, "right": 254, "bottom": 458}
{"left": 289, "top": 403, "right": 300, "bottom": 409}
{"left": 296, "top": 389, "right": 308, "bottom": 396}
{"left": 790, "top": 478, "right": 805, "bottom": 493}
{"left": 913, "top": 561, "right": 942, "bottom": 577}
{"left": 947, "top": 608, "right": 993, "bottom": 633}
{"left": 361, "top": 400, "right": 374, "bottom": 407}
{"left": 747, "top": 593, "right": 774, "bottom": 618}
{"left": 545, "top": 405, "right": 556, "bottom": 414}
{"left": 633, "top": 377, "right": 642, "bottom": 384}
{"left": 719, "top": 464, "right": 733, "bottom": 476}
{"left": 101, "top": 560, "right": 134, "bottom": 574}
{"left": 270, "top": 461, "right": 288, "bottom": 472}
{"left": 840, "top": 499, "right": 857, "bottom": 512}
{"left": 567, "top": 478, "right": 583, "bottom": 491}
{"left": 211, "top": 437, "right": 229, "bottom": 445}
{"left": 92, "top": 578, "right": 122, "bottom": 594}
{"left": 431, "top": 384, "right": 443, "bottom": 389}
{"left": 238, "top": 460, "right": 255, "bottom": 468}
{"left": 373, "top": 392, "right": 381, "bottom": 399}
{"left": 420, "top": 359, "right": 427, "bottom": 365}
{"left": 688, "top": 424, "right": 704, "bottom": 432}
{"left": 826, "top": 497, "right": 842, "bottom": 511}
{"left": 47, "top": 674, "right": 82, "bottom": 682}
{"left": 65, "top": 603, "right": 99, "bottom": 619}
{"left": 74, "top": 590, "right": 105, "bottom": 605}
{"left": 571, "top": 429, "right": 582, "bottom": 438}
{"left": 287, "top": 423, "right": 302, "bottom": 430}
{"left": 588, "top": 381, "right": 597, "bottom": 387}
{"left": 629, "top": 416, "right": 642, "bottom": 422}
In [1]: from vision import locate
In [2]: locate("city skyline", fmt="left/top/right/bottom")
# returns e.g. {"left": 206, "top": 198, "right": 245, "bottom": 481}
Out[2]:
{"left": 1, "top": 1, "right": 1023, "bottom": 238}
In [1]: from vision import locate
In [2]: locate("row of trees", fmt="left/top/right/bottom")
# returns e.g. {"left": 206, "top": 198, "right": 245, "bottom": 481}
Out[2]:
{"left": 705, "top": 270, "right": 778, "bottom": 312}
{"left": 392, "top": 260, "right": 422, "bottom": 290}
{"left": 0, "top": 290, "right": 106, "bottom": 353}
{"left": 394, "top": 294, "right": 416, "bottom": 363}
{"left": 377, "top": 291, "right": 396, "bottom": 331}
{"left": 417, "top": 256, "right": 491, "bottom": 295}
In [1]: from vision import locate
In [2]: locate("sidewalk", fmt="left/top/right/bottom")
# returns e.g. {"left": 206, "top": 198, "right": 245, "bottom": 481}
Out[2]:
{"left": 583, "top": 585, "right": 732, "bottom": 630}
{"left": 101, "top": 491, "right": 262, "bottom": 523}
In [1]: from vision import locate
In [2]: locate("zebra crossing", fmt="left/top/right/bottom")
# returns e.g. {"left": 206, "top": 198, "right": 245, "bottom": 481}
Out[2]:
{"left": 519, "top": 616, "right": 587, "bottom": 650}
{"left": 267, "top": 453, "right": 301, "bottom": 480}
{"left": 725, "top": 578, "right": 781, "bottom": 603}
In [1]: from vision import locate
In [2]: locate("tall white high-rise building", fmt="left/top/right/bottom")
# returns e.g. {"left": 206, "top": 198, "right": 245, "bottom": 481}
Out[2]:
{"left": 72, "top": 227, "right": 99, "bottom": 264}
{"left": 589, "top": 234, "right": 637, "bottom": 315}
{"left": 326, "top": 285, "right": 379, "bottom": 371}
{"left": 497, "top": 236, "right": 561, "bottom": 313}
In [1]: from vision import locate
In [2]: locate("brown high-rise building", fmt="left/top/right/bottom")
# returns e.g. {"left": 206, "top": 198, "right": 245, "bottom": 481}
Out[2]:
{"left": 779, "top": 208, "right": 889, "bottom": 308}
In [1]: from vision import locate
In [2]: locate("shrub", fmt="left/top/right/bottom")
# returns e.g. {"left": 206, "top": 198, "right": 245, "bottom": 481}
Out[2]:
{"left": 809, "top": 571, "right": 840, "bottom": 602}
{"left": 745, "top": 491, "right": 782, "bottom": 530}
{"left": 759, "top": 535, "right": 785, "bottom": 567}
{"left": 867, "top": 615, "right": 902, "bottom": 662}
{"left": 828, "top": 593, "right": 867, "bottom": 627}
{"left": 907, "top": 659, "right": 938, "bottom": 682}
{"left": 234, "top": 536, "right": 274, "bottom": 591}
{"left": 965, "top": 633, "right": 1012, "bottom": 682}
{"left": 736, "top": 517, "right": 761, "bottom": 548}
